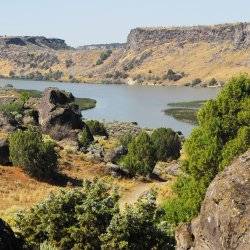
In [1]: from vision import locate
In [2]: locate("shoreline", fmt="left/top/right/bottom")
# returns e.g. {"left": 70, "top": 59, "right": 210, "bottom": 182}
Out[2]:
{"left": 0, "top": 76, "right": 223, "bottom": 89}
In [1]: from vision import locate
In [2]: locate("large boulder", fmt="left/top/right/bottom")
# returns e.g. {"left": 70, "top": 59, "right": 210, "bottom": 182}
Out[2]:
{"left": 36, "top": 88, "right": 84, "bottom": 141}
{"left": 104, "top": 145, "right": 127, "bottom": 163}
{"left": 0, "top": 139, "right": 10, "bottom": 165}
{"left": 176, "top": 150, "right": 250, "bottom": 250}
{"left": 0, "top": 218, "right": 22, "bottom": 250}
{"left": 0, "top": 112, "right": 19, "bottom": 132}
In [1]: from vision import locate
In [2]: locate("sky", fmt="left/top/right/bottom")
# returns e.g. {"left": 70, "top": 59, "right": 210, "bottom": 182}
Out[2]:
{"left": 0, "top": 0, "right": 249, "bottom": 47}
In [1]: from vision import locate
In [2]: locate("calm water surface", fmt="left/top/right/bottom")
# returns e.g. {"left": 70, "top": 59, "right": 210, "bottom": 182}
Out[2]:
{"left": 0, "top": 79, "right": 219, "bottom": 135}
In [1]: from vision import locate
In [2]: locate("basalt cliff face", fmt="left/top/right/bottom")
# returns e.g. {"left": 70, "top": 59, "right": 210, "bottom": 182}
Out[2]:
{"left": 127, "top": 23, "right": 250, "bottom": 50}
{"left": 0, "top": 36, "right": 70, "bottom": 50}
{"left": 0, "top": 22, "right": 249, "bottom": 86}
{"left": 175, "top": 150, "right": 250, "bottom": 250}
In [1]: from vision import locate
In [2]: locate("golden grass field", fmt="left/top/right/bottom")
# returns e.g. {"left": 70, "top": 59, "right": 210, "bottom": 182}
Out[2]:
{"left": 0, "top": 41, "right": 249, "bottom": 85}
{"left": 0, "top": 142, "right": 175, "bottom": 224}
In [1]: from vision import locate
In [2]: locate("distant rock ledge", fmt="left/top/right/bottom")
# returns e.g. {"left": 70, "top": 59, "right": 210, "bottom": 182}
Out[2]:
{"left": 127, "top": 22, "right": 250, "bottom": 50}
{"left": 0, "top": 36, "right": 71, "bottom": 50}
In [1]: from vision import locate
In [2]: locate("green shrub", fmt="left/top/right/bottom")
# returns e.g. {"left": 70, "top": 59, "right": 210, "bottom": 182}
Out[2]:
{"left": 151, "top": 128, "right": 181, "bottom": 161}
{"left": 220, "top": 126, "right": 250, "bottom": 170}
{"left": 0, "top": 101, "right": 23, "bottom": 117}
{"left": 15, "top": 180, "right": 119, "bottom": 249}
{"left": 163, "top": 74, "right": 250, "bottom": 225}
{"left": 122, "top": 131, "right": 156, "bottom": 175}
{"left": 85, "top": 120, "right": 107, "bottom": 136}
{"left": 9, "top": 128, "right": 58, "bottom": 179}
{"left": 96, "top": 50, "right": 112, "bottom": 65}
{"left": 101, "top": 192, "right": 175, "bottom": 250}
{"left": 119, "top": 133, "right": 133, "bottom": 149}
{"left": 78, "top": 126, "right": 94, "bottom": 148}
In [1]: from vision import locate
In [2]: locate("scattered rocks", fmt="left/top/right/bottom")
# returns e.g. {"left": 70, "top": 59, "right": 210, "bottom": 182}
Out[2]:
{"left": 85, "top": 144, "right": 105, "bottom": 163}
{"left": 105, "top": 162, "right": 130, "bottom": 178}
{"left": 153, "top": 161, "right": 180, "bottom": 180}
{"left": 176, "top": 150, "right": 250, "bottom": 250}
{"left": 104, "top": 121, "right": 142, "bottom": 138}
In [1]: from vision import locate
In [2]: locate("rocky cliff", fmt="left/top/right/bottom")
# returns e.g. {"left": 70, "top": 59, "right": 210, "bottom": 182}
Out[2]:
{"left": 0, "top": 36, "right": 70, "bottom": 50}
{"left": 175, "top": 150, "right": 250, "bottom": 250}
{"left": 127, "top": 22, "right": 250, "bottom": 50}
{"left": 0, "top": 22, "right": 249, "bottom": 85}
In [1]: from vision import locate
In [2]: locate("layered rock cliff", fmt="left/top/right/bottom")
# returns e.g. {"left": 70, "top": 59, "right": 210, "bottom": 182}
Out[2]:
{"left": 175, "top": 150, "right": 250, "bottom": 250}
{"left": 0, "top": 36, "right": 70, "bottom": 50}
{"left": 127, "top": 22, "right": 250, "bottom": 50}
{"left": 0, "top": 22, "right": 249, "bottom": 85}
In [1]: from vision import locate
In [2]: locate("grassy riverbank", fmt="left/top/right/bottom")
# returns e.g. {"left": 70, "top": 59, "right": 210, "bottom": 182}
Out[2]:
{"left": 16, "top": 89, "right": 96, "bottom": 110}
{"left": 164, "top": 100, "right": 208, "bottom": 124}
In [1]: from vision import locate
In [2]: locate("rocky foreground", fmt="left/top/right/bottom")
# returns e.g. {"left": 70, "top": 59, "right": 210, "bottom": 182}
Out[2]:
{"left": 0, "top": 22, "right": 249, "bottom": 86}
{"left": 176, "top": 150, "right": 250, "bottom": 250}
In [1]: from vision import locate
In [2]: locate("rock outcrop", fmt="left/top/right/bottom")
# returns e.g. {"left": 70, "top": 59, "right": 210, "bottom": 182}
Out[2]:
{"left": 0, "top": 36, "right": 70, "bottom": 50}
{"left": 0, "top": 218, "right": 22, "bottom": 250}
{"left": 36, "top": 88, "right": 84, "bottom": 141}
{"left": 0, "top": 139, "right": 10, "bottom": 165}
{"left": 127, "top": 22, "right": 250, "bottom": 50}
{"left": 176, "top": 150, "right": 250, "bottom": 250}
{"left": 0, "top": 112, "right": 19, "bottom": 132}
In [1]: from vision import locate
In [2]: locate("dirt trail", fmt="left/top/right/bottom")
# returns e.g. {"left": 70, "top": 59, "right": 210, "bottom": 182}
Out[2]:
{"left": 119, "top": 180, "right": 166, "bottom": 208}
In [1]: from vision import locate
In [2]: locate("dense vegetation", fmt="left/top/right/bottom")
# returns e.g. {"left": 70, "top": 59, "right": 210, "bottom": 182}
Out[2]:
{"left": 151, "top": 128, "right": 181, "bottom": 161}
{"left": 14, "top": 180, "right": 175, "bottom": 250}
{"left": 9, "top": 128, "right": 58, "bottom": 179}
{"left": 121, "top": 129, "right": 181, "bottom": 175}
{"left": 163, "top": 74, "right": 250, "bottom": 225}
{"left": 85, "top": 120, "right": 108, "bottom": 136}
{"left": 121, "top": 131, "right": 156, "bottom": 176}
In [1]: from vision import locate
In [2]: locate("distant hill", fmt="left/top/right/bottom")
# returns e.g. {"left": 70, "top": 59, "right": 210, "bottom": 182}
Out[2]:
{"left": 0, "top": 22, "right": 249, "bottom": 86}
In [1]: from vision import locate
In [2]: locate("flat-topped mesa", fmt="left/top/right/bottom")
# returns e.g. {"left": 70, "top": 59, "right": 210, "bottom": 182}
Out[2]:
{"left": 0, "top": 36, "right": 71, "bottom": 50}
{"left": 127, "top": 22, "right": 250, "bottom": 50}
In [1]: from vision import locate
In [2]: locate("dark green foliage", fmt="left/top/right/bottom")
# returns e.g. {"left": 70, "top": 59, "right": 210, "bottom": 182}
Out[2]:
{"left": 15, "top": 180, "right": 119, "bottom": 249}
{"left": 0, "top": 101, "right": 23, "bottom": 117}
{"left": 9, "top": 128, "right": 58, "bottom": 179}
{"left": 101, "top": 192, "right": 175, "bottom": 250}
{"left": 119, "top": 133, "right": 133, "bottom": 149}
{"left": 122, "top": 131, "right": 156, "bottom": 175}
{"left": 78, "top": 126, "right": 94, "bottom": 148}
{"left": 96, "top": 50, "right": 112, "bottom": 65}
{"left": 151, "top": 128, "right": 181, "bottom": 161}
{"left": 85, "top": 120, "right": 107, "bottom": 136}
{"left": 164, "top": 74, "right": 250, "bottom": 225}
{"left": 191, "top": 78, "right": 202, "bottom": 86}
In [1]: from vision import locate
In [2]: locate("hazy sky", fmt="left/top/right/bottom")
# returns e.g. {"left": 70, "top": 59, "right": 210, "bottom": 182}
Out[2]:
{"left": 1, "top": 0, "right": 249, "bottom": 47}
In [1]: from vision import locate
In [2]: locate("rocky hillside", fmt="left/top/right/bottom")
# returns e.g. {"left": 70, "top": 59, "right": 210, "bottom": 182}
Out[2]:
{"left": 0, "top": 22, "right": 249, "bottom": 86}
{"left": 175, "top": 150, "right": 250, "bottom": 250}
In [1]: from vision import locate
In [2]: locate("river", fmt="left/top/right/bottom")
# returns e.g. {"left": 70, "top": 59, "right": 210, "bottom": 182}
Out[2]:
{"left": 0, "top": 79, "right": 219, "bottom": 135}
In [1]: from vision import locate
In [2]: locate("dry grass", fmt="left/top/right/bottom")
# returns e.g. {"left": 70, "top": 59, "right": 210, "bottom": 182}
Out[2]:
{"left": 0, "top": 146, "right": 174, "bottom": 221}
{"left": 0, "top": 41, "right": 249, "bottom": 84}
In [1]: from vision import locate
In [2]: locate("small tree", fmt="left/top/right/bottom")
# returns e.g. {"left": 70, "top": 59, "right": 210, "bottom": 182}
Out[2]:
{"left": 151, "top": 128, "right": 181, "bottom": 161}
{"left": 78, "top": 126, "right": 94, "bottom": 148}
{"left": 15, "top": 180, "right": 119, "bottom": 249}
{"left": 85, "top": 120, "right": 107, "bottom": 136}
{"left": 9, "top": 128, "right": 58, "bottom": 179}
{"left": 101, "top": 192, "right": 175, "bottom": 250}
{"left": 122, "top": 131, "right": 156, "bottom": 175}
